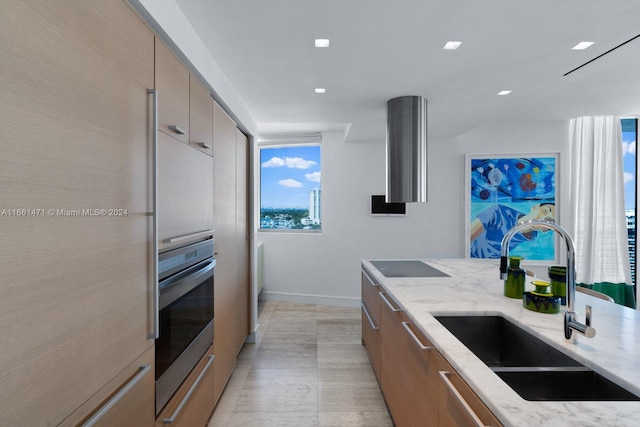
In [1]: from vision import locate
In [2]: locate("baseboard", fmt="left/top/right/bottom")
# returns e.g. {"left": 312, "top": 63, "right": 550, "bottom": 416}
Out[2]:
{"left": 259, "top": 291, "right": 361, "bottom": 308}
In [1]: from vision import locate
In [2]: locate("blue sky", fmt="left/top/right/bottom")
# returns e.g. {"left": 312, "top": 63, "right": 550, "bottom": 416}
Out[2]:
{"left": 260, "top": 145, "right": 321, "bottom": 209}
{"left": 622, "top": 126, "right": 636, "bottom": 210}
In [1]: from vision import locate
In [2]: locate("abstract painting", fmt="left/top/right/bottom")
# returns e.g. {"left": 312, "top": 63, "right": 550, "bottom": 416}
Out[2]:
{"left": 465, "top": 154, "right": 558, "bottom": 261}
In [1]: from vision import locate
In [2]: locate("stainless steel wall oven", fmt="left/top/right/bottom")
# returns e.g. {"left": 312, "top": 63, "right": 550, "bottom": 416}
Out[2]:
{"left": 155, "top": 239, "right": 215, "bottom": 414}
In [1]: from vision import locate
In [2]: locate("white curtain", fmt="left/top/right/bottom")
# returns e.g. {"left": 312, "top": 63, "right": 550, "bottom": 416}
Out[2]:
{"left": 570, "top": 116, "right": 632, "bottom": 286}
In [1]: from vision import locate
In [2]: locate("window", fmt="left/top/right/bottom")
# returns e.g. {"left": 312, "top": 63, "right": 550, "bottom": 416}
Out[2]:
{"left": 259, "top": 143, "right": 322, "bottom": 231}
{"left": 622, "top": 118, "right": 637, "bottom": 290}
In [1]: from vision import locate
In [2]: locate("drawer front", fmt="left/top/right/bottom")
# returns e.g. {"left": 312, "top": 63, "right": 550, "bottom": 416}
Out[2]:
{"left": 437, "top": 357, "right": 503, "bottom": 427}
{"left": 66, "top": 347, "right": 155, "bottom": 427}
{"left": 361, "top": 268, "right": 381, "bottom": 325}
{"left": 156, "top": 346, "right": 215, "bottom": 427}
{"left": 361, "top": 304, "right": 381, "bottom": 381}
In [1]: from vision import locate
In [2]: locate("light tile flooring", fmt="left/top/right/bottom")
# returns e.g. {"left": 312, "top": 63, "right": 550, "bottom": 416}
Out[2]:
{"left": 208, "top": 301, "right": 393, "bottom": 427}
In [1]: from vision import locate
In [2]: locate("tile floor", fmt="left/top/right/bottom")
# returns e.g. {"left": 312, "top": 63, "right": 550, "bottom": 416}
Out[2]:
{"left": 207, "top": 301, "right": 393, "bottom": 427}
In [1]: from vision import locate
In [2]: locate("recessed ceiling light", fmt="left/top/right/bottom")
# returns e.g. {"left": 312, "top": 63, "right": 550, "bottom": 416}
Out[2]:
{"left": 443, "top": 41, "right": 462, "bottom": 50}
{"left": 315, "top": 39, "right": 330, "bottom": 48}
{"left": 572, "top": 41, "right": 594, "bottom": 50}
{"left": 497, "top": 90, "right": 512, "bottom": 96}
{"left": 315, "top": 88, "right": 326, "bottom": 94}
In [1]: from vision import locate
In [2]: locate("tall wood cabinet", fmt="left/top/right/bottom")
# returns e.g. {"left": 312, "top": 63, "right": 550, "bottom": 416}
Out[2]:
{"left": 0, "top": 1, "right": 155, "bottom": 425}
{"left": 235, "top": 129, "right": 251, "bottom": 350}
{"left": 212, "top": 102, "right": 250, "bottom": 405}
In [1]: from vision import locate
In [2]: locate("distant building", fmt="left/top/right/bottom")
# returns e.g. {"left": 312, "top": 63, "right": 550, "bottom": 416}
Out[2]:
{"left": 309, "top": 188, "right": 321, "bottom": 225}
{"left": 627, "top": 210, "right": 636, "bottom": 284}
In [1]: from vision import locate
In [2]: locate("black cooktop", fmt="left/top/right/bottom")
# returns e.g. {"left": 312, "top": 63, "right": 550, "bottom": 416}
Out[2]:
{"left": 370, "top": 260, "right": 450, "bottom": 278}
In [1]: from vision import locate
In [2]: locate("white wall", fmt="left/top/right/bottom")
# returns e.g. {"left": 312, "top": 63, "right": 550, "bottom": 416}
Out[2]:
{"left": 257, "top": 121, "right": 571, "bottom": 306}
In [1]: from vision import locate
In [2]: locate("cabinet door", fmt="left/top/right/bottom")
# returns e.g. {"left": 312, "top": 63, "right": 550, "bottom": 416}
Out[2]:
{"left": 156, "top": 346, "right": 215, "bottom": 427}
{"left": 155, "top": 38, "right": 190, "bottom": 144}
{"left": 189, "top": 75, "right": 213, "bottom": 156}
{"left": 235, "top": 129, "right": 250, "bottom": 351}
{"left": 436, "top": 352, "right": 503, "bottom": 427}
{"left": 0, "top": 0, "right": 154, "bottom": 425}
{"left": 212, "top": 101, "right": 239, "bottom": 403}
{"left": 157, "top": 131, "right": 214, "bottom": 249}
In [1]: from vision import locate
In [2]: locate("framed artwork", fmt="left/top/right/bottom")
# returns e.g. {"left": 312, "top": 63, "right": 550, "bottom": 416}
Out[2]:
{"left": 465, "top": 153, "right": 559, "bottom": 262}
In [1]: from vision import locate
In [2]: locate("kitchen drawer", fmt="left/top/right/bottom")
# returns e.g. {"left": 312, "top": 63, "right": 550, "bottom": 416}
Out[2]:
{"left": 361, "top": 267, "right": 381, "bottom": 326}
{"left": 361, "top": 303, "right": 381, "bottom": 381}
{"left": 63, "top": 347, "right": 155, "bottom": 427}
{"left": 437, "top": 353, "right": 503, "bottom": 427}
{"left": 156, "top": 346, "right": 215, "bottom": 427}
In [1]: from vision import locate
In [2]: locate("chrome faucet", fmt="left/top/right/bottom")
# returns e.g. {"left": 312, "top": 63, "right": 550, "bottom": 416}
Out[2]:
{"left": 499, "top": 220, "right": 596, "bottom": 340}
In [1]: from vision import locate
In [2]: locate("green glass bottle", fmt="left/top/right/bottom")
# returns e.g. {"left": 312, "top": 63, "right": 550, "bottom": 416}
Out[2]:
{"left": 504, "top": 256, "right": 525, "bottom": 299}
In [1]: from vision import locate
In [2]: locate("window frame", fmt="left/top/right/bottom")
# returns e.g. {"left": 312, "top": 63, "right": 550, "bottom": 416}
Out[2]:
{"left": 257, "top": 139, "right": 322, "bottom": 234}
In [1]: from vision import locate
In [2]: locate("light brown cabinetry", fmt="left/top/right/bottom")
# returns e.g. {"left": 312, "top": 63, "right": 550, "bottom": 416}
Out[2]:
{"left": 437, "top": 353, "right": 502, "bottom": 427}
{"left": 212, "top": 101, "right": 240, "bottom": 403}
{"left": 361, "top": 268, "right": 381, "bottom": 380}
{"left": 0, "top": 0, "right": 154, "bottom": 425}
{"left": 155, "top": 346, "right": 215, "bottom": 427}
{"left": 211, "top": 103, "right": 251, "bottom": 405}
{"left": 363, "top": 268, "right": 502, "bottom": 427}
{"left": 380, "top": 291, "right": 439, "bottom": 426}
{"left": 157, "top": 130, "right": 214, "bottom": 248}
{"left": 65, "top": 347, "right": 155, "bottom": 427}
{"left": 155, "top": 37, "right": 190, "bottom": 144}
{"left": 189, "top": 75, "right": 214, "bottom": 156}
{"left": 235, "top": 129, "right": 251, "bottom": 350}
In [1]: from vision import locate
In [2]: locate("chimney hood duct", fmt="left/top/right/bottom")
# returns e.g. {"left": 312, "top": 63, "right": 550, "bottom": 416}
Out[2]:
{"left": 386, "top": 96, "right": 428, "bottom": 203}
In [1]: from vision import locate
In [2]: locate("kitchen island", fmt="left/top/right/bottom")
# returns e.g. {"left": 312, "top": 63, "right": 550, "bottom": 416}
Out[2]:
{"left": 362, "top": 258, "right": 640, "bottom": 427}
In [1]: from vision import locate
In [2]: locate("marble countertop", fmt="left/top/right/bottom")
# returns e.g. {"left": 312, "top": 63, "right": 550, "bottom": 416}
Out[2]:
{"left": 362, "top": 258, "right": 640, "bottom": 427}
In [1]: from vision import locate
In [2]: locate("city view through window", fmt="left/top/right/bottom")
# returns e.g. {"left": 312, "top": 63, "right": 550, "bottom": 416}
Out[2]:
{"left": 259, "top": 144, "right": 321, "bottom": 231}
{"left": 622, "top": 118, "right": 637, "bottom": 285}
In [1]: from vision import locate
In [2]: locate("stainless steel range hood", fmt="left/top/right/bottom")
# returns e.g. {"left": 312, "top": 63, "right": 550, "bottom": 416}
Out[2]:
{"left": 386, "top": 96, "right": 428, "bottom": 203}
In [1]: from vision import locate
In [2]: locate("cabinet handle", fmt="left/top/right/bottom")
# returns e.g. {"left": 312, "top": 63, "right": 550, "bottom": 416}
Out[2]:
{"left": 438, "top": 371, "right": 487, "bottom": 427}
{"left": 361, "top": 302, "right": 379, "bottom": 330}
{"left": 196, "top": 142, "right": 211, "bottom": 149}
{"left": 164, "top": 229, "right": 214, "bottom": 244}
{"left": 168, "top": 125, "right": 186, "bottom": 135}
{"left": 401, "top": 321, "right": 431, "bottom": 351}
{"left": 163, "top": 355, "right": 214, "bottom": 424}
{"left": 82, "top": 365, "right": 151, "bottom": 427}
{"left": 148, "top": 88, "right": 159, "bottom": 339}
{"left": 362, "top": 269, "right": 378, "bottom": 287}
{"left": 379, "top": 292, "right": 402, "bottom": 313}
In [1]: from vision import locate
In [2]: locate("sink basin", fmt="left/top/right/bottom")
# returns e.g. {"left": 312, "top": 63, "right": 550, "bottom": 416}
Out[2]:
{"left": 495, "top": 369, "right": 640, "bottom": 401}
{"left": 435, "top": 315, "right": 581, "bottom": 368}
{"left": 435, "top": 315, "right": 640, "bottom": 401}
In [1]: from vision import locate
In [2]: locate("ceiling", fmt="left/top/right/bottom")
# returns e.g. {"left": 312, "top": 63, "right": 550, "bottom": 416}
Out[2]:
{"left": 173, "top": 0, "right": 640, "bottom": 142}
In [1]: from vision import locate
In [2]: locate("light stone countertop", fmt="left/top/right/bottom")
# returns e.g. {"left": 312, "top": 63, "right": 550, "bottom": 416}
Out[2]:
{"left": 362, "top": 258, "right": 640, "bottom": 427}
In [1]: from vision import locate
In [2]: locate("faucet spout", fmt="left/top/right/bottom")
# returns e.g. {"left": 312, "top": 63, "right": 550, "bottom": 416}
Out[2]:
{"left": 499, "top": 220, "right": 595, "bottom": 340}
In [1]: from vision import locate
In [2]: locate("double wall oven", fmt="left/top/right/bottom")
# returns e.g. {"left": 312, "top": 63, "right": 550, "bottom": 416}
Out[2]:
{"left": 155, "top": 238, "right": 215, "bottom": 414}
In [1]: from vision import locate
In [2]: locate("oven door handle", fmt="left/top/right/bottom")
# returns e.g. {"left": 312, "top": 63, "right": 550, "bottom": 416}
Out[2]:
{"left": 158, "top": 260, "right": 215, "bottom": 310}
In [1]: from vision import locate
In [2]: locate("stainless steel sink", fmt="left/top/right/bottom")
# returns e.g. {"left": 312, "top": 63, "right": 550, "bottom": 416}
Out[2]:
{"left": 494, "top": 369, "right": 640, "bottom": 401}
{"left": 434, "top": 315, "right": 640, "bottom": 401}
